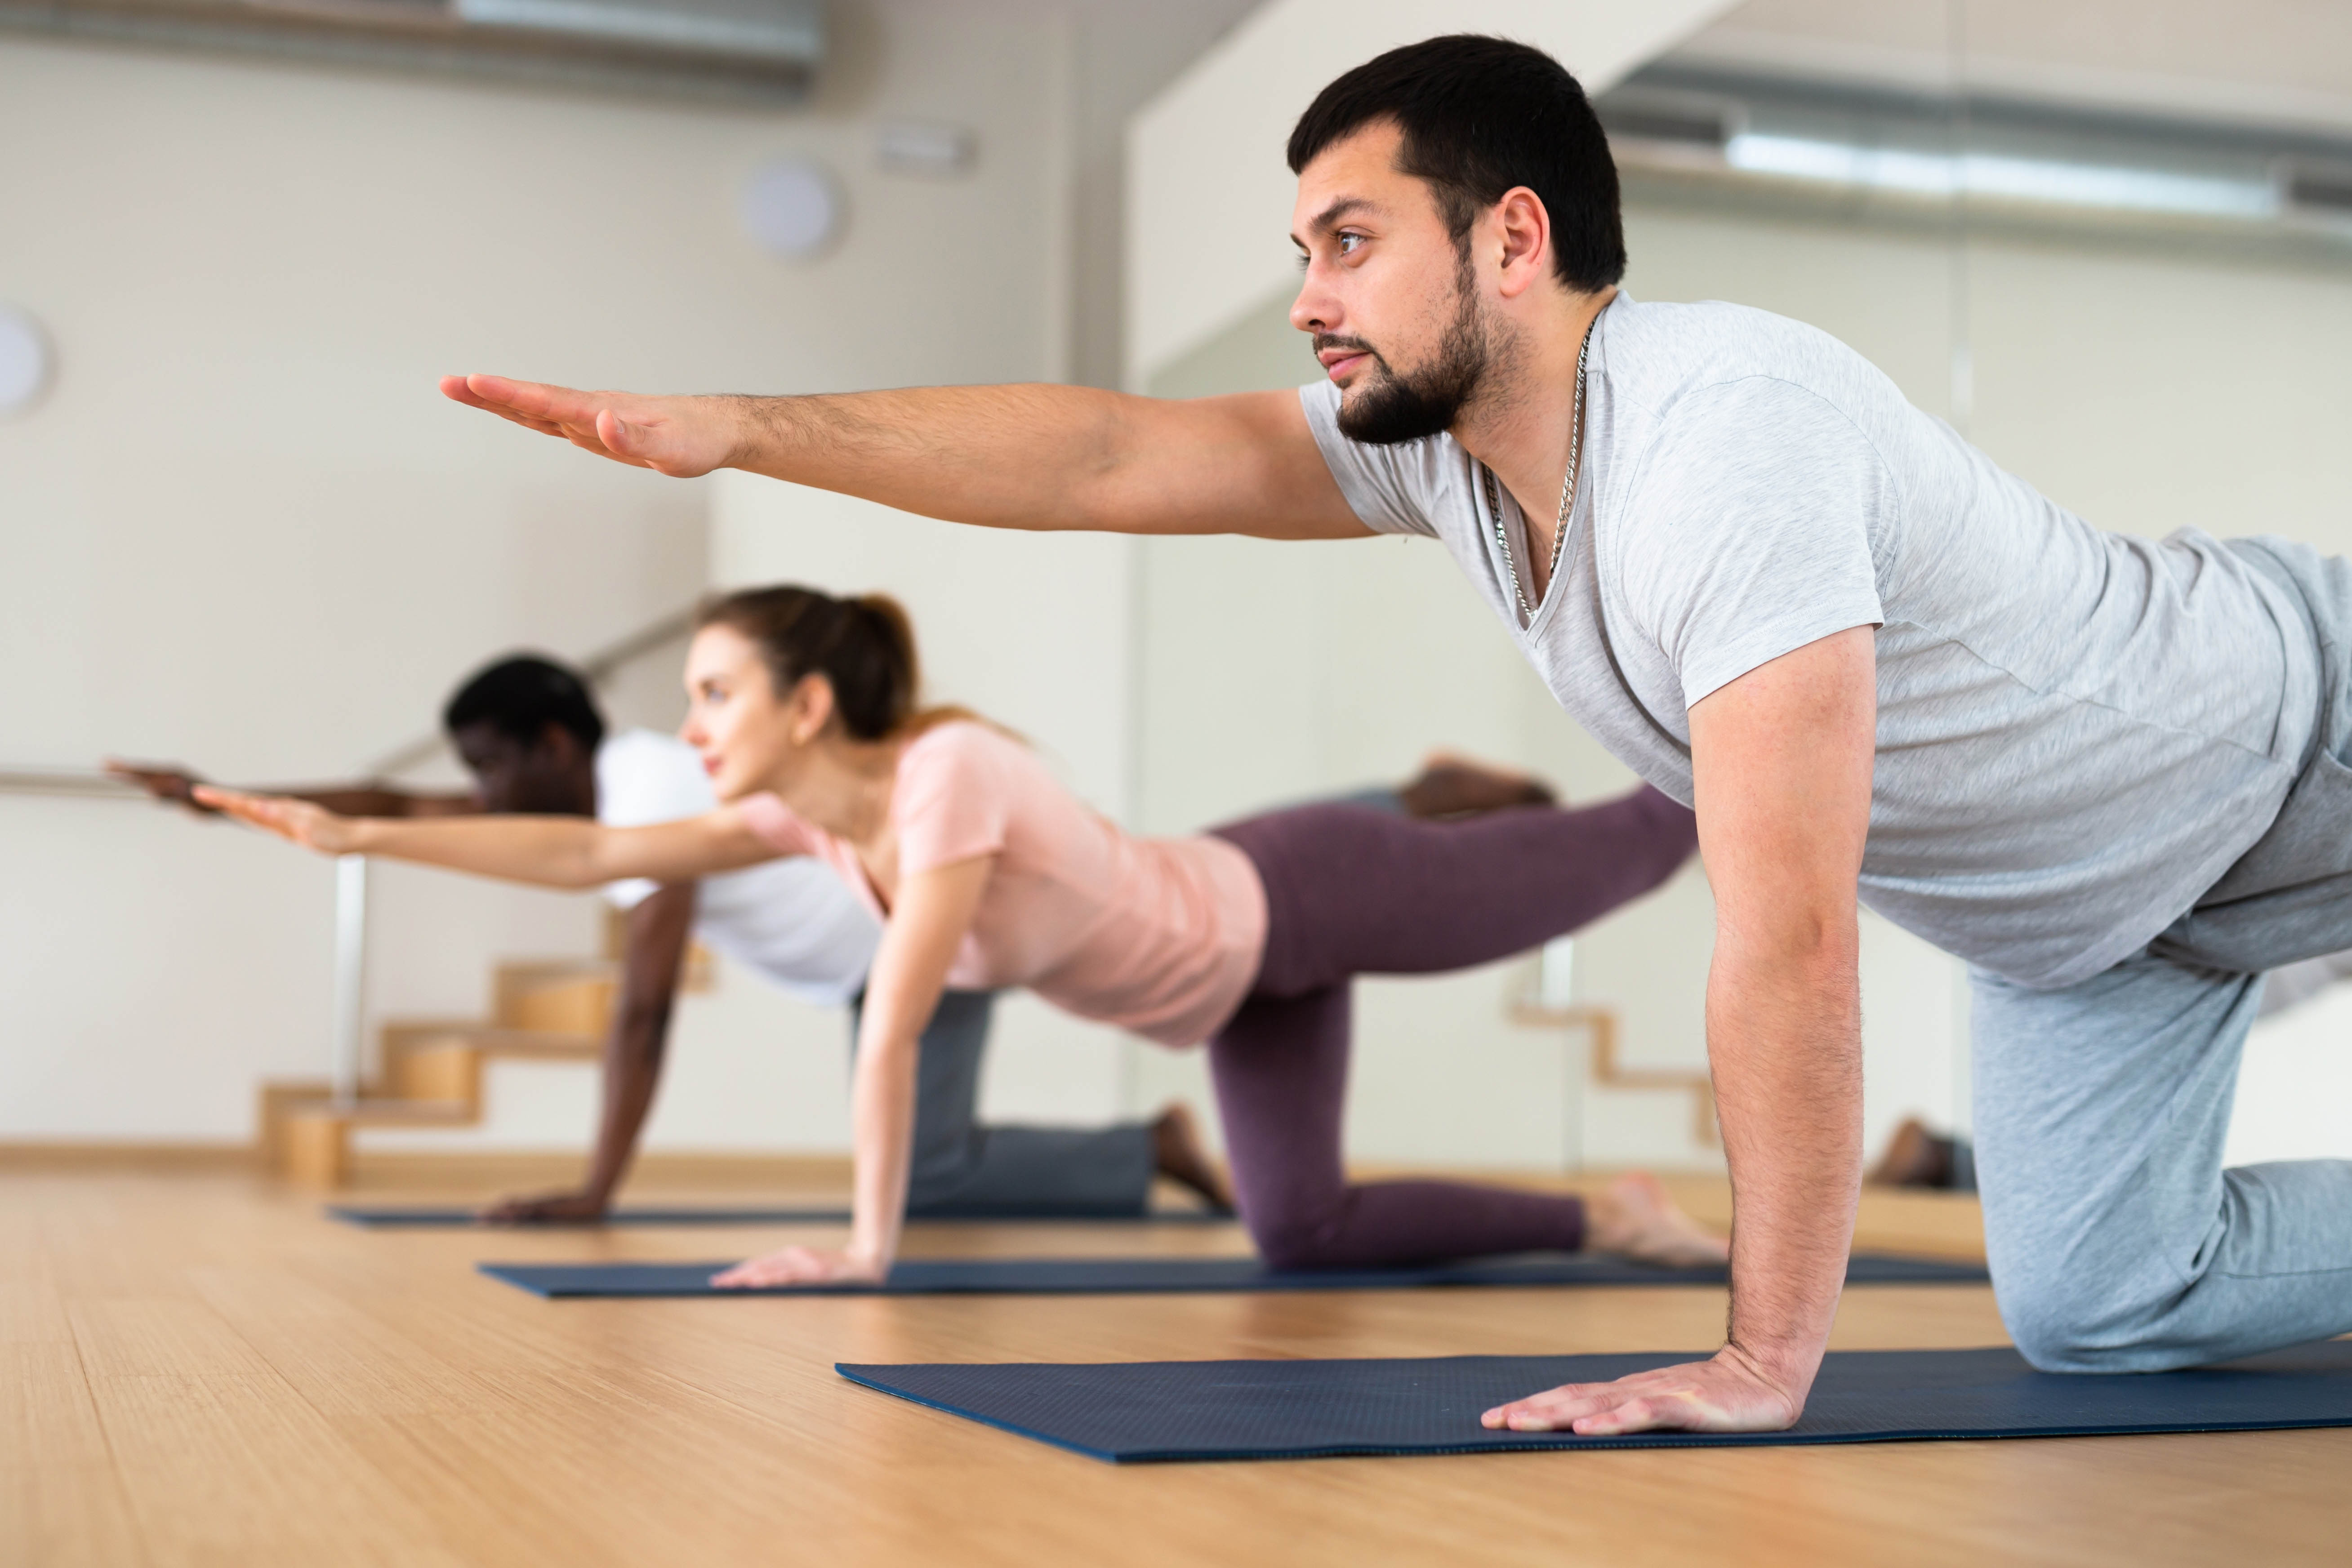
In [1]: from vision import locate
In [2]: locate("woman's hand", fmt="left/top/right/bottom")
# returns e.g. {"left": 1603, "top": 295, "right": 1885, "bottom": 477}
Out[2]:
{"left": 106, "top": 759, "right": 215, "bottom": 814}
{"left": 193, "top": 787, "right": 365, "bottom": 855}
{"left": 710, "top": 1246, "right": 890, "bottom": 1289}
{"left": 478, "top": 1190, "right": 611, "bottom": 1226}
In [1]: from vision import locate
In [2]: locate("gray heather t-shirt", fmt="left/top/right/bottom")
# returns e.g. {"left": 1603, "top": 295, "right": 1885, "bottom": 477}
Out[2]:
{"left": 1301, "top": 293, "right": 2319, "bottom": 989}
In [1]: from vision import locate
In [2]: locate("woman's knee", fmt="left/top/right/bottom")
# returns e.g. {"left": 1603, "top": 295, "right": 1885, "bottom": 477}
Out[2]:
{"left": 1244, "top": 1207, "right": 1343, "bottom": 1271}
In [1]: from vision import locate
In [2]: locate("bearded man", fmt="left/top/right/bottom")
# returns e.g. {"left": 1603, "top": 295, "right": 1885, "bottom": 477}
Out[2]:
{"left": 433, "top": 35, "right": 2352, "bottom": 1435}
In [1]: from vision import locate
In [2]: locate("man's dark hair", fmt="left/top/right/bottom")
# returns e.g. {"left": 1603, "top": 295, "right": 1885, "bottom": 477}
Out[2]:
{"left": 441, "top": 654, "right": 606, "bottom": 753}
{"left": 1286, "top": 35, "right": 1625, "bottom": 292}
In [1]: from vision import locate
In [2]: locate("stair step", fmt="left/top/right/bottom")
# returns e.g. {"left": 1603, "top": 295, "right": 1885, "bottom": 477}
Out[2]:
{"left": 282, "top": 1097, "right": 475, "bottom": 1128}
{"left": 392, "top": 1025, "right": 602, "bottom": 1060}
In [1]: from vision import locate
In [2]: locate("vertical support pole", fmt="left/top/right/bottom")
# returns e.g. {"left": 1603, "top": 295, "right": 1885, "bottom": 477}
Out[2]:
{"left": 330, "top": 854, "right": 369, "bottom": 1110}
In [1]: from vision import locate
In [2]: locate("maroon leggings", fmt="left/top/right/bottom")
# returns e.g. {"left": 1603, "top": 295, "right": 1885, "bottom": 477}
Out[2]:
{"left": 1207, "top": 785, "right": 1697, "bottom": 1270}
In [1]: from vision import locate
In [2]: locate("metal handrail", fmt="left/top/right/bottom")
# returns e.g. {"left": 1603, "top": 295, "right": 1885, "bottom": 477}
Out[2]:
{"left": 0, "top": 768, "right": 147, "bottom": 798}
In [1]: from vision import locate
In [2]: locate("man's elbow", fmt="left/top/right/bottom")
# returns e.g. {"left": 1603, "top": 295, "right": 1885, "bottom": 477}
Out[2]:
{"left": 1726, "top": 904, "right": 1860, "bottom": 976}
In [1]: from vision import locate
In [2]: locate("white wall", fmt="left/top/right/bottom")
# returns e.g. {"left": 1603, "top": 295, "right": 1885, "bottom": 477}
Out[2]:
{"left": 0, "top": 2, "right": 1096, "bottom": 1145}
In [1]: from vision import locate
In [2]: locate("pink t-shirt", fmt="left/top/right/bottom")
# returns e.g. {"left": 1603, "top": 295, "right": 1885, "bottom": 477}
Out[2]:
{"left": 735, "top": 722, "right": 1268, "bottom": 1047}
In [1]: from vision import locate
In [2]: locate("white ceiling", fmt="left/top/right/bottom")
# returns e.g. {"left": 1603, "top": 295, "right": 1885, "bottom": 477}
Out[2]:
{"left": 1665, "top": 0, "right": 2352, "bottom": 134}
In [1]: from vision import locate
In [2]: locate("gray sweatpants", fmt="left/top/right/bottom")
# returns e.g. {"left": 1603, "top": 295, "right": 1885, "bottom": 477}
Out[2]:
{"left": 850, "top": 989, "right": 1156, "bottom": 1218}
{"left": 1973, "top": 536, "right": 2352, "bottom": 1372}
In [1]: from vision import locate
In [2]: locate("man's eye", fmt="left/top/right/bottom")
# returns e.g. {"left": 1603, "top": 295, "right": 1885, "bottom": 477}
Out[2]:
{"left": 1337, "top": 232, "right": 1365, "bottom": 255}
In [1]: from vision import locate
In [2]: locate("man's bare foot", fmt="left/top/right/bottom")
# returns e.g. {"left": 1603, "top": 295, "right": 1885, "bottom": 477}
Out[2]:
{"left": 1583, "top": 1172, "right": 1729, "bottom": 1267}
{"left": 1397, "top": 749, "right": 1558, "bottom": 819}
{"left": 1151, "top": 1103, "right": 1233, "bottom": 1212}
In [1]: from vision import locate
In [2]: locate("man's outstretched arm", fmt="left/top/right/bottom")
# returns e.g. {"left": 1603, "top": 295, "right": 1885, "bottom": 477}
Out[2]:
{"left": 1482, "top": 625, "right": 1875, "bottom": 1434}
{"left": 441, "top": 376, "right": 1367, "bottom": 542}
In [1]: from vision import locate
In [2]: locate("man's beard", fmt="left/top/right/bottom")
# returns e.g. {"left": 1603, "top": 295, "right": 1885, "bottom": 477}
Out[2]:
{"left": 1328, "top": 279, "right": 1492, "bottom": 446}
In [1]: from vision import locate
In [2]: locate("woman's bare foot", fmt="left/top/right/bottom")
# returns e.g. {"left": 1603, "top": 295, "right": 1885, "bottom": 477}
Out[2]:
{"left": 1151, "top": 1102, "right": 1233, "bottom": 1212}
{"left": 1397, "top": 750, "right": 1558, "bottom": 819}
{"left": 1583, "top": 1172, "right": 1729, "bottom": 1267}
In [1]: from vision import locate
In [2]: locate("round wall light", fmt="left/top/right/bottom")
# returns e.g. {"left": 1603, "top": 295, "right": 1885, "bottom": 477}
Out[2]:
{"left": 0, "top": 306, "right": 53, "bottom": 418}
{"left": 739, "top": 159, "right": 843, "bottom": 261}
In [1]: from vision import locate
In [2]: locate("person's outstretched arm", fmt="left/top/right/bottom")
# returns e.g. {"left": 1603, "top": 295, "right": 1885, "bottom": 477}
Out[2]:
{"left": 1481, "top": 625, "right": 1875, "bottom": 1435}
{"left": 108, "top": 759, "right": 476, "bottom": 820}
{"left": 193, "top": 788, "right": 780, "bottom": 888}
{"left": 441, "top": 375, "right": 1367, "bottom": 542}
{"left": 711, "top": 854, "right": 993, "bottom": 1287}
{"left": 481, "top": 882, "right": 699, "bottom": 1224}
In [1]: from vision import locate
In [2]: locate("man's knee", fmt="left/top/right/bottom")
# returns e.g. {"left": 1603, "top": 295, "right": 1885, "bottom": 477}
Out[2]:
{"left": 1996, "top": 1265, "right": 2190, "bottom": 1373}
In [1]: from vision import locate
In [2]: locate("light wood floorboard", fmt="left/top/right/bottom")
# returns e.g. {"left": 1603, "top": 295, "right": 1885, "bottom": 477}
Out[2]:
{"left": 3, "top": 1163, "right": 2343, "bottom": 1567}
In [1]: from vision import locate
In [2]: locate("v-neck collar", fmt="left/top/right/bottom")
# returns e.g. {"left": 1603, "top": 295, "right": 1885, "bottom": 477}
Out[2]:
{"left": 1472, "top": 298, "right": 1613, "bottom": 637}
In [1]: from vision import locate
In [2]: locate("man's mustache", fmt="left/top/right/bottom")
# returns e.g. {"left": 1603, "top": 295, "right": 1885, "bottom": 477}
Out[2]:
{"left": 1314, "top": 334, "right": 1387, "bottom": 369}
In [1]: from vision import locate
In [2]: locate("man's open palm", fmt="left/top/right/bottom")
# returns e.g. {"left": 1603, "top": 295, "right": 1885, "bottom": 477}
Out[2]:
{"left": 441, "top": 374, "right": 739, "bottom": 478}
{"left": 1480, "top": 1346, "right": 1804, "bottom": 1436}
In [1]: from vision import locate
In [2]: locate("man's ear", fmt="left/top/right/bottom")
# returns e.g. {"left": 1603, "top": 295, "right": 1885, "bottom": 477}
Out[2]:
{"left": 1492, "top": 186, "right": 1552, "bottom": 301}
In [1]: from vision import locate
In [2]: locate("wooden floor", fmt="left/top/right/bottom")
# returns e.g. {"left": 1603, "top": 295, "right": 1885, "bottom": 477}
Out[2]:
{"left": 8, "top": 1160, "right": 2347, "bottom": 1567}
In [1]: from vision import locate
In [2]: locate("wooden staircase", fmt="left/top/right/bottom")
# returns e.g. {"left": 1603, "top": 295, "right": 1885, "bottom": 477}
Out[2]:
{"left": 258, "top": 917, "right": 716, "bottom": 1188}
{"left": 1511, "top": 1000, "right": 1721, "bottom": 1151}
{"left": 258, "top": 959, "right": 619, "bottom": 1187}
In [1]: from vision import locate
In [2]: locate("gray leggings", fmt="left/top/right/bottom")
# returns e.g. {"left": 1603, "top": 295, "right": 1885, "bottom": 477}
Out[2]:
{"left": 850, "top": 989, "right": 1154, "bottom": 1217}
{"left": 1973, "top": 535, "right": 2352, "bottom": 1372}
{"left": 1973, "top": 959, "right": 2352, "bottom": 1372}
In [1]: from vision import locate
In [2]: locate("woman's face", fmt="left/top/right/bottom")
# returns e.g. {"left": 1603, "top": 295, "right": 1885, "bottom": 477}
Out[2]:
{"left": 680, "top": 624, "right": 804, "bottom": 801}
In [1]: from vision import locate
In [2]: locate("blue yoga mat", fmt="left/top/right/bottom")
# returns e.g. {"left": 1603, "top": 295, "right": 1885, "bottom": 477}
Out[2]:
{"left": 330, "top": 1204, "right": 1232, "bottom": 1229}
{"left": 477, "top": 1251, "right": 1987, "bottom": 1298}
{"left": 836, "top": 1341, "right": 2352, "bottom": 1461}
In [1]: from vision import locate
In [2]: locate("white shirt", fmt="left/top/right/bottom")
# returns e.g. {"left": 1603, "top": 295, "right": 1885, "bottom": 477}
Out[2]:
{"left": 1303, "top": 293, "right": 2313, "bottom": 990}
{"left": 595, "top": 729, "right": 879, "bottom": 1007}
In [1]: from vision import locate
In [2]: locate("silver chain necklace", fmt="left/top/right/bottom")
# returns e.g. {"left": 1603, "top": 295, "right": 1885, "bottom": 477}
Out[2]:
{"left": 1481, "top": 318, "right": 1595, "bottom": 625}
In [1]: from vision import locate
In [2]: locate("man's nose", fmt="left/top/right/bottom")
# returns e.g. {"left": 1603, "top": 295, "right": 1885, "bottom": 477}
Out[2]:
{"left": 1290, "top": 273, "right": 1336, "bottom": 335}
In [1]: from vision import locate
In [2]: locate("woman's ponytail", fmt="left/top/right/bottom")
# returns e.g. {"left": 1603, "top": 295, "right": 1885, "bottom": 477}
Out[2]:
{"left": 697, "top": 584, "right": 965, "bottom": 741}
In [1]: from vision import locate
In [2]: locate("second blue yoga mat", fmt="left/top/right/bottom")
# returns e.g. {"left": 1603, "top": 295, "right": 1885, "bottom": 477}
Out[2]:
{"left": 836, "top": 1342, "right": 2352, "bottom": 1461}
{"left": 477, "top": 1251, "right": 1987, "bottom": 1298}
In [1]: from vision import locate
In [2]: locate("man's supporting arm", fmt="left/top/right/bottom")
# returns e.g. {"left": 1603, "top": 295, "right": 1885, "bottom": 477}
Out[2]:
{"left": 1483, "top": 625, "right": 1875, "bottom": 1434}
{"left": 441, "top": 376, "right": 1368, "bottom": 542}
{"left": 482, "top": 882, "right": 698, "bottom": 1223}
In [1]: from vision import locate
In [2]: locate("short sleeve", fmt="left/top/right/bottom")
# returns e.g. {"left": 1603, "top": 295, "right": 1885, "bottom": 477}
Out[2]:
{"left": 1297, "top": 382, "right": 1443, "bottom": 539}
{"left": 734, "top": 793, "right": 824, "bottom": 855}
{"left": 595, "top": 731, "right": 722, "bottom": 909}
{"left": 1617, "top": 378, "right": 1890, "bottom": 707}
{"left": 893, "top": 724, "right": 1014, "bottom": 877}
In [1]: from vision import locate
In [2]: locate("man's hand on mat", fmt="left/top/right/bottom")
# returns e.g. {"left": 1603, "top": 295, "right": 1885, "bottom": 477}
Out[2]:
{"left": 480, "top": 1191, "right": 610, "bottom": 1225}
{"left": 441, "top": 375, "right": 739, "bottom": 478}
{"left": 711, "top": 1245, "right": 889, "bottom": 1289}
{"left": 1479, "top": 1344, "right": 1804, "bottom": 1435}
{"left": 193, "top": 787, "right": 363, "bottom": 855}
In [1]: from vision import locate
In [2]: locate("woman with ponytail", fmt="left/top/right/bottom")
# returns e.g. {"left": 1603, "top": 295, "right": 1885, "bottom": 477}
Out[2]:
{"left": 205, "top": 584, "right": 1720, "bottom": 1284}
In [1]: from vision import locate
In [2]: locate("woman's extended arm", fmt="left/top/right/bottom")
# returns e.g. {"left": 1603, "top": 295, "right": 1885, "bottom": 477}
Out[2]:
{"left": 194, "top": 787, "right": 782, "bottom": 887}
{"left": 711, "top": 854, "right": 994, "bottom": 1288}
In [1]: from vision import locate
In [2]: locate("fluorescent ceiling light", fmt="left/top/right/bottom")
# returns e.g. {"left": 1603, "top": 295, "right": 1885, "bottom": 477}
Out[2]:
{"left": 1725, "top": 133, "right": 2279, "bottom": 220}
